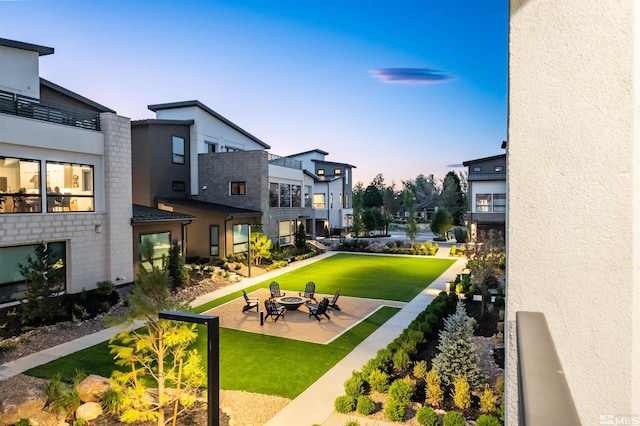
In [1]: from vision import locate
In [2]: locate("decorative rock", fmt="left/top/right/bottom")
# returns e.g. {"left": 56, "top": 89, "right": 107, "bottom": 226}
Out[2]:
{"left": 77, "top": 374, "right": 111, "bottom": 403}
{"left": 367, "top": 241, "right": 385, "bottom": 252}
{"left": 0, "top": 387, "right": 47, "bottom": 426}
{"left": 76, "top": 401, "right": 103, "bottom": 421}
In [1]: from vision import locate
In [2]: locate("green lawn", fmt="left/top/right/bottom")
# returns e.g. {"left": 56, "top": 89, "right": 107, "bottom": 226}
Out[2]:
{"left": 26, "top": 253, "right": 455, "bottom": 399}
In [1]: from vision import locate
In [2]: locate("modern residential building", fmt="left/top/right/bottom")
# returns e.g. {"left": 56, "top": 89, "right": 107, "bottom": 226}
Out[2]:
{"left": 0, "top": 38, "right": 132, "bottom": 307}
{"left": 506, "top": 1, "right": 639, "bottom": 424}
{"left": 286, "top": 149, "right": 355, "bottom": 236}
{"left": 131, "top": 101, "right": 322, "bottom": 259}
{"left": 462, "top": 153, "right": 506, "bottom": 238}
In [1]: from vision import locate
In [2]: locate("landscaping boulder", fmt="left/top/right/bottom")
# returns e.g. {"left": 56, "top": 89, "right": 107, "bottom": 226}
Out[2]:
{"left": 76, "top": 401, "right": 103, "bottom": 421}
{"left": 78, "top": 374, "right": 111, "bottom": 403}
{"left": 367, "top": 241, "right": 385, "bottom": 253}
{"left": 0, "top": 387, "right": 47, "bottom": 426}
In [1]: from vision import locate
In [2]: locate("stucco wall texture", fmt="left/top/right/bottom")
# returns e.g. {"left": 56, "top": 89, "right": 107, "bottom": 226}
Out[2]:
{"left": 507, "top": 0, "right": 639, "bottom": 424}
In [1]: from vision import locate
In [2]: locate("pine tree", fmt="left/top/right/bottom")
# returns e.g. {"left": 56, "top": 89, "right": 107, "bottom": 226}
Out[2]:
{"left": 432, "top": 301, "right": 484, "bottom": 389}
{"left": 109, "top": 238, "right": 206, "bottom": 426}
{"left": 167, "top": 240, "right": 188, "bottom": 289}
{"left": 18, "top": 242, "right": 65, "bottom": 325}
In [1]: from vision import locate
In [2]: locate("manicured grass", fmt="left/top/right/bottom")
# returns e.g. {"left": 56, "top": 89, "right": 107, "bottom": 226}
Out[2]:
{"left": 195, "top": 253, "right": 455, "bottom": 313}
{"left": 26, "top": 253, "right": 454, "bottom": 399}
{"left": 27, "top": 307, "right": 399, "bottom": 400}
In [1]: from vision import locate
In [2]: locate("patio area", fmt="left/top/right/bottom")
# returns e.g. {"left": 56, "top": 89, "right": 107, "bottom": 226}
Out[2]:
{"left": 203, "top": 288, "right": 407, "bottom": 344}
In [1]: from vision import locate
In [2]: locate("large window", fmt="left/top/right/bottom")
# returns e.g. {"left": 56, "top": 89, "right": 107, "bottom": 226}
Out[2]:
{"left": 279, "top": 183, "right": 291, "bottom": 207}
{"left": 305, "top": 185, "right": 312, "bottom": 207}
{"left": 291, "top": 185, "right": 301, "bottom": 207}
{"left": 278, "top": 220, "right": 295, "bottom": 246}
{"left": 269, "top": 183, "right": 278, "bottom": 207}
{"left": 476, "top": 194, "right": 492, "bottom": 212}
{"left": 0, "top": 242, "right": 66, "bottom": 304}
{"left": 46, "top": 162, "right": 94, "bottom": 212}
{"left": 0, "top": 157, "right": 42, "bottom": 214}
{"left": 140, "top": 232, "right": 171, "bottom": 270}
{"left": 314, "top": 193, "right": 325, "bottom": 209}
{"left": 233, "top": 224, "right": 249, "bottom": 253}
{"left": 493, "top": 193, "right": 507, "bottom": 212}
{"left": 475, "top": 193, "right": 506, "bottom": 212}
{"left": 172, "top": 136, "right": 185, "bottom": 164}
{"left": 231, "top": 181, "right": 246, "bottom": 195}
{"left": 210, "top": 226, "right": 219, "bottom": 256}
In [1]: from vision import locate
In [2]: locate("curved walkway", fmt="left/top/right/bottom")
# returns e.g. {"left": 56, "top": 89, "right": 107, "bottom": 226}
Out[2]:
{"left": 0, "top": 248, "right": 466, "bottom": 426}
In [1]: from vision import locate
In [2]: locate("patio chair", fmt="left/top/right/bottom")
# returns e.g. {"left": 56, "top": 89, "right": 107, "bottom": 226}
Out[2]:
{"left": 270, "top": 281, "right": 286, "bottom": 299}
{"left": 308, "top": 298, "right": 330, "bottom": 322}
{"left": 299, "top": 281, "right": 317, "bottom": 303}
{"left": 264, "top": 299, "right": 286, "bottom": 322}
{"left": 328, "top": 289, "right": 341, "bottom": 311}
{"left": 242, "top": 290, "right": 259, "bottom": 313}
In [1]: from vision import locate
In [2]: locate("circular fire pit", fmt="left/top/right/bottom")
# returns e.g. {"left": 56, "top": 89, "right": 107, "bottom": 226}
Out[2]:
{"left": 275, "top": 296, "right": 307, "bottom": 310}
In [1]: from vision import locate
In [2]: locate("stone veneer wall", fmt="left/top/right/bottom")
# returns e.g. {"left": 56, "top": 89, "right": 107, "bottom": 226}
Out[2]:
{"left": 100, "top": 113, "right": 133, "bottom": 285}
{"left": 197, "top": 150, "right": 268, "bottom": 213}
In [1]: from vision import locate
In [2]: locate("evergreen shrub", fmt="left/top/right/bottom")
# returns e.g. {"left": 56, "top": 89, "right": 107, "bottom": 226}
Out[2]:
{"left": 443, "top": 410, "right": 466, "bottom": 426}
{"left": 356, "top": 395, "right": 376, "bottom": 415}
{"left": 344, "top": 373, "right": 366, "bottom": 398}
{"left": 416, "top": 406, "right": 439, "bottom": 426}
{"left": 334, "top": 395, "right": 356, "bottom": 414}
{"left": 476, "top": 414, "right": 501, "bottom": 426}
{"left": 368, "top": 369, "right": 390, "bottom": 393}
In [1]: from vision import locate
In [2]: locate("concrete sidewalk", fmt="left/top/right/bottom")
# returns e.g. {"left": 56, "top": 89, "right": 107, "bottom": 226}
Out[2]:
{"left": 0, "top": 249, "right": 466, "bottom": 426}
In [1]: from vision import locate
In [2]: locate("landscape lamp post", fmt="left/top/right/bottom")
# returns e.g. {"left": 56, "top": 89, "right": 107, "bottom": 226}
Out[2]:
{"left": 158, "top": 310, "right": 219, "bottom": 426}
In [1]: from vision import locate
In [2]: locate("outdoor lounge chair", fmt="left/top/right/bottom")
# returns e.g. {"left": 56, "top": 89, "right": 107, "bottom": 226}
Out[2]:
{"left": 328, "top": 289, "right": 341, "bottom": 310}
{"left": 242, "top": 290, "right": 259, "bottom": 313}
{"left": 308, "top": 298, "right": 330, "bottom": 321}
{"left": 299, "top": 281, "right": 317, "bottom": 303}
{"left": 264, "top": 299, "right": 286, "bottom": 322}
{"left": 270, "top": 281, "right": 286, "bottom": 299}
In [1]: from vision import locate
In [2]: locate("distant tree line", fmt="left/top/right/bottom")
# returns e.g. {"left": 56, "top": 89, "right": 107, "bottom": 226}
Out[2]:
{"left": 351, "top": 171, "right": 467, "bottom": 237}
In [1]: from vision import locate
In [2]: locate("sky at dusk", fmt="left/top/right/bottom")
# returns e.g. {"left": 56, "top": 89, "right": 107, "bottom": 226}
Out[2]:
{"left": 2, "top": 0, "right": 508, "bottom": 187}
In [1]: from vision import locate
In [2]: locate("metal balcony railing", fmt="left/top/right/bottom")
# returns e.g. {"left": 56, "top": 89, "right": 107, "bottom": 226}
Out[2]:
{"left": 0, "top": 89, "right": 101, "bottom": 131}
{"left": 517, "top": 311, "right": 581, "bottom": 425}
{"left": 268, "top": 153, "right": 302, "bottom": 170}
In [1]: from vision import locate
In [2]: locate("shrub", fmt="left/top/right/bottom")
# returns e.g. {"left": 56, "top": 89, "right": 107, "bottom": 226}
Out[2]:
{"left": 167, "top": 240, "right": 188, "bottom": 289}
{"left": 343, "top": 421, "right": 360, "bottom": 426}
{"left": 451, "top": 375, "right": 471, "bottom": 410}
{"left": 368, "top": 369, "right": 390, "bottom": 393}
{"left": 344, "top": 373, "right": 366, "bottom": 398}
{"left": 15, "top": 420, "right": 30, "bottom": 426}
{"left": 454, "top": 227, "right": 469, "bottom": 243}
{"left": 425, "top": 368, "right": 444, "bottom": 408}
{"left": 449, "top": 245, "right": 457, "bottom": 256}
{"left": 356, "top": 395, "right": 376, "bottom": 415}
{"left": 479, "top": 384, "right": 497, "bottom": 413}
{"left": 393, "top": 349, "right": 411, "bottom": 372}
{"left": 443, "top": 410, "right": 466, "bottom": 426}
{"left": 384, "top": 397, "right": 406, "bottom": 422}
{"left": 101, "top": 388, "right": 124, "bottom": 415}
{"left": 388, "top": 378, "right": 414, "bottom": 406}
{"left": 335, "top": 395, "right": 356, "bottom": 413}
{"left": 416, "top": 406, "right": 439, "bottom": 426}
{"left": 494, "top": 373, "right": 505, "bottom": 398}
{"left": 476, "top": 414, "right": 502, "bottom": 426}
{"left": 413, "top": 360, "right": 428, "bottom": 381}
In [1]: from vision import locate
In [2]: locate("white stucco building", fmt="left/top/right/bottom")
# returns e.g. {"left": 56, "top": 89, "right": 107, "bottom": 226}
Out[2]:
{"left": 506, "top": 0, "right": 639, "bottom": 424}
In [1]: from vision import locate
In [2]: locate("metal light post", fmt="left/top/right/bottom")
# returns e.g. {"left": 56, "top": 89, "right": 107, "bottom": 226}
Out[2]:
{"left": 158, "top": 311, "right": 219, "bottom": 426}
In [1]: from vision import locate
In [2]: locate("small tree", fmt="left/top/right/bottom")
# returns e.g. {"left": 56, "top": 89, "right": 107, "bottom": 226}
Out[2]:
{"left": 250, "top": 230, "right": 272, "bottom": 265}
{"left": 18, "top": 242, "right": 65, "bottom": 325}
{"left": 431, "top": 301, "right": 484, "bottom": 389}
{"left": 466, "top": 229, "right": 505, "bottom": 317}
{"left": 404, "top": 190, "right": 418, "bottom": 247}
{"left": 294, "top": 222, "right": 307, "bottom": 252}
{"left": 451, "top": 375, "right": 471, "bottom": 410}
{"left": 167, "top": 240, "right": 188, "bottom": 289}
{"left": 430, "top": 207, "right": 453, "bottom": 240}
{"left": 109, "top": 239, "right": 206, "bottom": 426}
